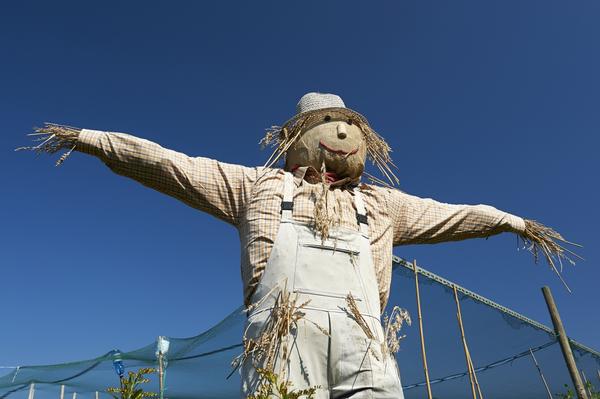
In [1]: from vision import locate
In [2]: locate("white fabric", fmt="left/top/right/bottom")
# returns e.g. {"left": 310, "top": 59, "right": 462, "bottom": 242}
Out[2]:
{"left": 241, "top": 173, "right": 404, "bottom": 398}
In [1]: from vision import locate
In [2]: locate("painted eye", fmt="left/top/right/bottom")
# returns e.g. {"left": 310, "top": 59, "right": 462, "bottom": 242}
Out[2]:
{"left": 324, "top": 115, "right": 331, "bottom": 122}
{"left": 347, "top": 119, "right": 353, "bottom": 125}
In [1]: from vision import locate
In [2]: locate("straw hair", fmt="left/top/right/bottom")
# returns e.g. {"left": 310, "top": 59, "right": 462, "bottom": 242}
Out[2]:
{"left": 260, "top": 108, "right": 399, "bottom": 187}
{"left": 520, "top": 219, "right": 583, "bottom": 293}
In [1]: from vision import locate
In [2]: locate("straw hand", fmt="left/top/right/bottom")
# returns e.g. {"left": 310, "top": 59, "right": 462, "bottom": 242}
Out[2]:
{"left": 16, "top": 123, "right": 81, "bottom": 166}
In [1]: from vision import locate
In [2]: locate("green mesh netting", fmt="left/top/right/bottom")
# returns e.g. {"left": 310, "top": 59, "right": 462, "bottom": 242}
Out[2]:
{"left": 1, "top": 258, "right": 598, "bottom": 399}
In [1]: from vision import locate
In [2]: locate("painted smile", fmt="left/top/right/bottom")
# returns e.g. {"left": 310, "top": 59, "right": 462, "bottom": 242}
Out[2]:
{"left": 319, "top": 140, "right": 359, "bottom": 156}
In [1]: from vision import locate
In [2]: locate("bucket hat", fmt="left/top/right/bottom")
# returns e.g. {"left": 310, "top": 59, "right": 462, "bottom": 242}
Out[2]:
{"left": 282, "top": 92, "right": 371, "bottom": 132}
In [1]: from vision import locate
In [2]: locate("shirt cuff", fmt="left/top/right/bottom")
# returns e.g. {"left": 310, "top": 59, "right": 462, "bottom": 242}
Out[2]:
{"left": 77, "top": 129, "right": 104, "bottom": 157}
{"left": 504, "top": 213, "right": 526, "bottom": 234}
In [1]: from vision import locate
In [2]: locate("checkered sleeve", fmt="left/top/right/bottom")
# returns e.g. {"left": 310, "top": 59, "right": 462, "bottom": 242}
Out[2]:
{"left": 389, "top": 189, "right": 526, "bottom": 245}
{"left": 76, "top": 129, "right": 257, "bottom": 226}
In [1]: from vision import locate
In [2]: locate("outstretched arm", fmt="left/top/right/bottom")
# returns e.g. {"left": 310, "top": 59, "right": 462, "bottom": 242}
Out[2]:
{"left": 388, "top": 189, "right": 580, "bottom": 289}
{"left": 390, "top": 190, "right": 525, "bottom": 244}
{"left": 19, "top": 123, "right": 257, "bottom": 226}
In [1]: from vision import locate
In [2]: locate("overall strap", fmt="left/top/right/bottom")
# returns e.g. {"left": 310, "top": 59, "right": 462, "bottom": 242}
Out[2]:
{"left": 353, "top": 187, "right": 370, "bottom": 236}
{"left": 281, "top": 171, "right": 295, "bottom": 221}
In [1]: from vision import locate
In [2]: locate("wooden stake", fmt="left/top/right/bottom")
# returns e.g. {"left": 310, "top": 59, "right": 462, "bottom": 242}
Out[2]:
{"left": 60, "top": 385, "right": 65, "bottom": 399}
{"left": 453, "top": 286, "right": 478, "bottom": 399}
{"left": 542, "top": 286, "right": 588, "bottom": 399}
{"left": 413, "top": 260, "right": 433, "bottom": 399}
{"left": 72, "top": 392, "right": 76, "bottom": 399}
{"left": 96, "top": 391, "right": 99, "bottom": 399}
{"left": 27, "top": 383, "right": 35, "bottom": 399}
{"left": 529, "top": 348, "right": 553, "bottom": 399}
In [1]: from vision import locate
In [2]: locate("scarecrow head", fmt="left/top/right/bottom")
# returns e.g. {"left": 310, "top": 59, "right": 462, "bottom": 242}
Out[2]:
{"left": 262, "top": 93, "right": 398, "bottom": 186}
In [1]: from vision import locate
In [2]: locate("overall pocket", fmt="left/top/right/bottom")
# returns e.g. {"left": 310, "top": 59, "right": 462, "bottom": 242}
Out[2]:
{"left": 293, "top": 241, "right": 362, "bottom": 298}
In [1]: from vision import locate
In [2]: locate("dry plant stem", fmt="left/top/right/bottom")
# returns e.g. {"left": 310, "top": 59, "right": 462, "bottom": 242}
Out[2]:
{"left": 314, "top": 186, "right": 331, "bottom": 241}
{"left": 363, "top": 172, "right": 395, "bottom": 189}
{"left": 16, "top": 123, "right": 81, "bottom": 166}
{"left": 413, "top": 260, "right": 433, "bottom": 399}
{"left": 313, "top": 162, "right": 335, "bottom": 241}
{"left": 346, "top": 293, "right": 394, "bottom": 362}
{"left": 345, "top": 294, "right": 375, "bottom": 340}
{"left": 235, "top": 284, "right": 328, "bottom": 387}
{"left": 520, "top": 220, "right": 583, "bottom": 294}
{"left": 382, "top": 305, "right": 411, "bottom": 356}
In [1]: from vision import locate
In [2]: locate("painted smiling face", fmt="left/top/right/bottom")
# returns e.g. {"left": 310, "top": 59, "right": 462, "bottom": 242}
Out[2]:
{"left": 285, "top": 114, "right": 367, "bottom": 182}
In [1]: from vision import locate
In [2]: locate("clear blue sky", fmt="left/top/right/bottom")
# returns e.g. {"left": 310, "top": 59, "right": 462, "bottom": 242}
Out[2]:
{"left": 1, "top": 0, "right": 598, "bottom": 369}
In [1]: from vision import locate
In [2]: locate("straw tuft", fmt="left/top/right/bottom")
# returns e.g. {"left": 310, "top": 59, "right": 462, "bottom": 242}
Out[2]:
{"left": 382, "top": 306, "right": 411, "bottom": 356}
{"left": 16, "top": 123, "right": 81, "bottom": 166}
{"left": 520, "top": 219, "right": 583, "bottom": 293}
{"left": 233, "top": 284, "right": 328, "bottom": 380}
{"left": 232, "top": 284, "right": 328, "bottom": 397}
{"left": 345, "top": 293, "right": 381, "bottom": 361}
{"left": 345, "top": 293, "right": 375, "bottom": 340}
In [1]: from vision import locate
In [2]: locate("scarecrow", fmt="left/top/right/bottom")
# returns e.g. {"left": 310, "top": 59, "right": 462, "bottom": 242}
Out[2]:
{"left": 20, "top": 93, "right": 579, "bottom": 398}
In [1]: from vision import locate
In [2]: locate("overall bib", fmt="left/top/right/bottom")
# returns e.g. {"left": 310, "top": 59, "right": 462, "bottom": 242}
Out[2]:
{"left": 242, "top": 172, "right": 404, "bottom": 398}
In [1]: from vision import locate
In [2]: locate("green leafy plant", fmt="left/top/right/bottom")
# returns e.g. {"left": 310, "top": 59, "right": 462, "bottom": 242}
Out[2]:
{"left": 248, "top": 368, "right": 319, "bottom": 399}
{"left": 107, "top": 368, "right": 158, "bottom": 399}
{"left": 556, "top": 382, "right": 600, "bottom": 399}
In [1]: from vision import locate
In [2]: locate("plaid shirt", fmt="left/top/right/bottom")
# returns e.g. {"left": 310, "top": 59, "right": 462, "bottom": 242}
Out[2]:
{"left": 78, "top": 129, "right": 525, "bottom": 310}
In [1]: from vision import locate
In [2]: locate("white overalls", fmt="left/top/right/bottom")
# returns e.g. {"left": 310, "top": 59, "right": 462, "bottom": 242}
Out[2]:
{"left": 242, "top": 172, "right": 404, "bottom": 398}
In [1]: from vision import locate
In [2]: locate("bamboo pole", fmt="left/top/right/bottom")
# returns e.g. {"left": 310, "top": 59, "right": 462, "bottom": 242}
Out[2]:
{"left": 453, "top": 286, "right": 477, "bottom": 399}
{"left": 60, "top": 385, "right": 65, "bottom": 399}
{"left": 27, "top": 383, "right": 35, "bottom": 399}
{"left": 466, "top": 345, "right": 484, "bottom": 399}
{"left": 72, "top": 392, "right": 77, "bottom": 399}
{"left": 529, "top": 348, "right": 553, "bottom": 399}
{"left": 413, "top": 260, "right": 433, "bottom": 399}
{"left": 542, "top": 286, "right": 588, "bottom": 399}
{"left": 96, "top": 391, "right": 99, "bottom": 399}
